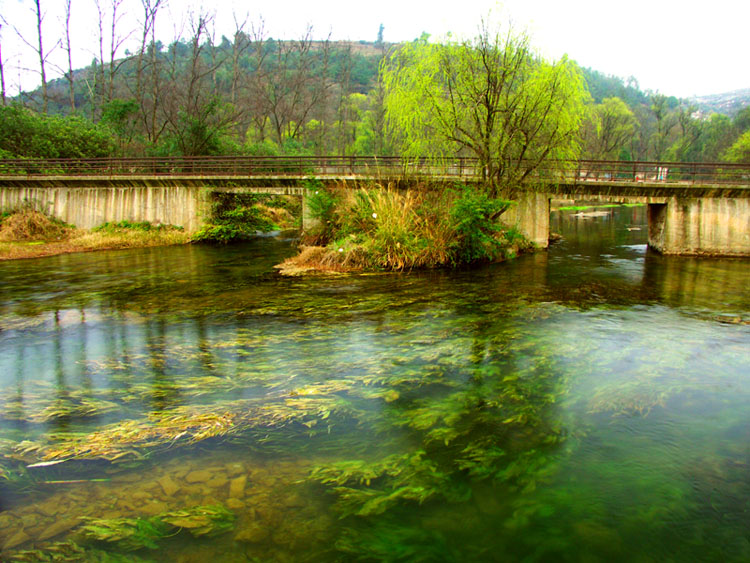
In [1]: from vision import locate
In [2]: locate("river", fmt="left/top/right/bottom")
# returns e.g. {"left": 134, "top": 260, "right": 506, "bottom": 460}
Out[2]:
{"left": 0, "top": 205, "right": 748, "bottom": 561}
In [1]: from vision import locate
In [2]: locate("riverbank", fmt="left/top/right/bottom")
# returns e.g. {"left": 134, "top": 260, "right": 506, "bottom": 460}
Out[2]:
{"left": 0, "top": 195, "right": 300, "bottom": 261}
{"left": 0, "top": 231, "right": 191, "bottom": 261}
{"left": 0, "top": 209, "right": 190, "bottom": 261}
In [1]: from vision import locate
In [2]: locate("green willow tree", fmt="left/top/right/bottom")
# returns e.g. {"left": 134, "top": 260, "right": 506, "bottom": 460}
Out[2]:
{"left": 381, "top": 22, "right": 588, "bottom": 195}
{"left": 724, "top": 130, "right": 750, "bottom": 163}
{"left": 582, "top": 96, "right": 638, "bottom": 160}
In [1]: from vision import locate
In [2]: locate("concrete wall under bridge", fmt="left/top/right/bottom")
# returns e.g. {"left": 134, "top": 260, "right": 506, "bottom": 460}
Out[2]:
{"left": 648, "top": 197, "right": 750, "bottom": 256}
{"left": 0, "top": 184, "right": 209, "bottom": 233}
{"left": 0, "top": 178, "right": 748, "bottom": 256}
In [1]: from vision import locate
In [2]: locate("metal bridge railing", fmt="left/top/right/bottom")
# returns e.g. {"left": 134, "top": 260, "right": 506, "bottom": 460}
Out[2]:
{"left": 0, "top": 156, "right": 748, "bottom": 186}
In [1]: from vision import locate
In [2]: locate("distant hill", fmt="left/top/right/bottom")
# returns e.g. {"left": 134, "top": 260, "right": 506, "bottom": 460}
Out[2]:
{"left": 690, "top": 89, "right": 750, "bottom": 116}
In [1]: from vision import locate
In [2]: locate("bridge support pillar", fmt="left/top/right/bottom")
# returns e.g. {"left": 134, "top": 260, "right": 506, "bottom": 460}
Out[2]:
{"left": 301, "top": 188, "right": 320, "bottom": 233}
{"left": 501, "top": 192, "right": 551, "bottom": 248}
{"left": 648, "top": 198, "right": 750, "bottom": 255}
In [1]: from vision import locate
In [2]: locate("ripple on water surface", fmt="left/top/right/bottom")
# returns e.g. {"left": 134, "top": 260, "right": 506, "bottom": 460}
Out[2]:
{"left": 0, "top": 207, "right": 748, "bottom": 561}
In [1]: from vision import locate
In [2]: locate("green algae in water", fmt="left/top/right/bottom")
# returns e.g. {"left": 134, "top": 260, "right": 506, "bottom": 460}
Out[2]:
{"left": 0, "top": 211, "right": 749, "bottom": 561}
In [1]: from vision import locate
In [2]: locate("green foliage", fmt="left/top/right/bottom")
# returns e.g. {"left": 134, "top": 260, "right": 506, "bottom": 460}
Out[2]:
{"left": 723, "top": 130, "right": 750, "bottom": 163}
{"left": 381, "top": 21, "right": 588, "bottom": 194}
{"left": 79, "top": 505, "right": 235, "bottom": 551}
{"left": 191, "top": 193, "right": 277, "bottom": 244}
{"left": 297, "top": 184, "right": 529, "bottom": 270}
{"left": 304, "top": 181, "right": 340, "bottom": 244}
{"left": 310, "top": 450, "right": 465, "bottom": 517}
{"left": 100, "top": 99, "right": 141, "bottom": 154}
{"left": 79, "top": 515, "right": 169, "bottom": 551}
{"left": 448, "top": 187, "right": 513, "bottom": 264}
{"left": 582, "top": 97, "right": 638, "bottom": 160}
{"left": 0, "top": 105, "right": 116, "bottom": 159}
{"left": 92, "top": 221, "right": 182, "bottom": 233}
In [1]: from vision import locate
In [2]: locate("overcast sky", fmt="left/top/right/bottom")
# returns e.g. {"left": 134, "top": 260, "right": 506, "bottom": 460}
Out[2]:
{"left": 0, "top": 0, "right": 746, "bottom": 99}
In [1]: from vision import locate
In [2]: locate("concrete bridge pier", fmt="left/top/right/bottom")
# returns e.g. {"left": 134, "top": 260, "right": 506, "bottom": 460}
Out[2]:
{"left": 648, "top": 197, "right": 750, "bottom": 255}
{"left": 501, "top": 191, "right": 551, "bottom": 248}
{"left": 301, "top": 188, "right": 321, "bottom": 233}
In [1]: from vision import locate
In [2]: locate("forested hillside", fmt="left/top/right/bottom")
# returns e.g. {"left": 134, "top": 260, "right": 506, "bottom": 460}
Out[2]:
{"left": 1, "top": 3, "right": 748, "bottom": 163}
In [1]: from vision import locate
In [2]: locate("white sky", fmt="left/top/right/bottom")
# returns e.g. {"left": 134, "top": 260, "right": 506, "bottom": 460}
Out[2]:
{"left": 0, "top": 0, "right": 746, "bottom": 99}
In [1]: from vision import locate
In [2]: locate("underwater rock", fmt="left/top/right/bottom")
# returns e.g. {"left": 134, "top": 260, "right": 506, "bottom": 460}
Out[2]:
{"left": 20, "top": 513, "right": 41, "bottom": 528}
{"left": 159, "top": 475, "right": 180, "bottom": 497}
{"left": 3, "top": 529, "right": 31, "bottom": 550}
{"left": 37, "top": 518, "right": 79, "bottom": 541}
{"left": 282, "top": 493, "right": 306, "bottom": 508}
{"left": 229, "top": 475, "right": 246, "bottom": 499}
{"left": 0, "top": 513, "right": 18, "bottom": 530}
{"left": 226, "top": 498, "right": 245, "bottom": 510}
{"left": 139, "top": 500, "right": 170, "bottom": 516}
{"left": 36, "top": 500, "right": 60, "bottom": 517}
{"left": 226, "top": 462, "right": 245, "bottom": 477}
{"left": 234, "top": 522, "right": 269, "bottom": 544}
{"left": 185, "top": 470, "right": 213, "bottom": 483}
{"left": 207, "top": 475, "right": 229, "bottom": 489}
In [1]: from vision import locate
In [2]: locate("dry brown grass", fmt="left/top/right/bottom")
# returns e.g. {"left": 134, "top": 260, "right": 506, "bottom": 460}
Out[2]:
{"left": 274, "top": 245, "right": 365, "bottom": 276}
{"left": 0, "top": 215, "right": 190, "bottom": 261}
{"left": 0, "top": 208, "right": 70, "bottom": 242}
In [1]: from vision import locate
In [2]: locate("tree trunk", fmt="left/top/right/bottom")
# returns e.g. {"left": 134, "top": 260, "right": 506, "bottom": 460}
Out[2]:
{"left": 33, "top": 0, "right": 48, "bottom": 113}
{"left": 0, "top": 25, "right": 6, "bottom": 106}
{"left": 63, "top": 0, "right": 75, "bottom": 112}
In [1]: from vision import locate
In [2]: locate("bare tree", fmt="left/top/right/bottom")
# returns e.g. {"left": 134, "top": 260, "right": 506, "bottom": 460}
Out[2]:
{"left": 0, "top": 22, "right": 6, "bottom": 106}
{"left": 134, "top": 0, "right": 164, "bottom": 101}
{"left": 230, "top": 12, "right": 252, "bottom": 107}
{"left": 62, "top": 0, "right": 75, "bottom": 111}
{"left": 252, "top": 27, "right": 333, "bottom": 147}
{"left": 32, "top": 0, "right": 49, "bottom": 112}
{"left": 93, "top": 0, "right": 132, "bottom": 114}
{"left": 162, "top": 10, "right": 234, "bottom": 155}
{"left": 129, "top": 0, "right": 166, "bottom": 142}
{"left": 7, "top": 1, "right": 57, "bottom": 112}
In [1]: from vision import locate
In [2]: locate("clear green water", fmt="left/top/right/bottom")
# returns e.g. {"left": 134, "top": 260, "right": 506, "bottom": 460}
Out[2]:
{"left": 0, "top": 207, "right": 749, "bottom": 561}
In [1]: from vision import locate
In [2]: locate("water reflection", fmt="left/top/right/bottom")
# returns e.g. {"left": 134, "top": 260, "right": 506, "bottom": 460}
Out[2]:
{"left": 0, "top": 207, "right": 748, "bottom": 560}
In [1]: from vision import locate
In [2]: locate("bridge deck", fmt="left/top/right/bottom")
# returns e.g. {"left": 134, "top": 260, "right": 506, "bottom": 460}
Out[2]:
{"left": 0, "top": 156, "right": 748, "bottom": 199}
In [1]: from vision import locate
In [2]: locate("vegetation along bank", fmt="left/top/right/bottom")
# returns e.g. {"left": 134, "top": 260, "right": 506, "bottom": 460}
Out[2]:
{"left": 3, "top": 13, "right": 749, "bottom": 266}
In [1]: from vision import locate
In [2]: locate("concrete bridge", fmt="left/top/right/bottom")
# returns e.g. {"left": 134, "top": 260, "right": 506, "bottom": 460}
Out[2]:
{"left": 0, "top": 156, "right": 748, "bottom": 255}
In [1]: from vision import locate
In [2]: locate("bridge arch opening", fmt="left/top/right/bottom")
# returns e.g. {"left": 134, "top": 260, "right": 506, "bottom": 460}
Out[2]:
{"left": 647, "top": 203, "right": 667, "bottom": 253}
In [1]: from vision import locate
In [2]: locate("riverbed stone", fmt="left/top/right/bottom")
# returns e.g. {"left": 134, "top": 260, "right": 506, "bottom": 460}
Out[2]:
{"left": 3, "top": 529, "right": 31, "bottom": 550}
{"left": 201, "top": 495, "right": 218, "bottom": 506}
{"left": 37, "top": 518, "right": 79, "bottom": 541}
{"left": 234, "top": 522, "right": 269, "bottom": 543}
{"left": 282, "top": 493, "right": 306, "bottom": 508}
{"left": 207, "top": 474, "right": 228, "bottom": 489}
{"left": 20, "top": 513, "right": 41, "bottom": 528}
{"left": 140, "top": 500, "right": 169, "bottom": 516}
{"left": 0, "top": 513, "right": 17, "bottom": 529}
{"left": 226, "top": 498, "right": 245, "bottom": 510}
{"left": 226, "top": 462, "right": 245, "bottom": 477}
{"left": 159, "top": 475, "right": 181, "bottom": 496}
{"left": 185, "top": 470, "right": 213, "bottom": 483}
{"left": 229, "top": 475, "right": 247, "bottom": 498}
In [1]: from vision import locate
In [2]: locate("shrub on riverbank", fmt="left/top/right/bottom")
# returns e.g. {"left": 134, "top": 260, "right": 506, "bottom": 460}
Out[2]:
{"left": 278, "top": 184, "right": 533, "bottom": 273}
{"left": 0, "top": 205, "right": 71, "bottom": 242}
{"left": 191, "top": 193, "right": 299, "bottom": 243}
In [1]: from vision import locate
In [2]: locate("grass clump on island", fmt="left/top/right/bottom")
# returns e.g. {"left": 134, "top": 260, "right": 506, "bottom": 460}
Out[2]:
{"left": 0, "top": 204, "right": 189, "bottom": 260}
{"left": 276, "top": 182, "right": 533, "bottom": 275}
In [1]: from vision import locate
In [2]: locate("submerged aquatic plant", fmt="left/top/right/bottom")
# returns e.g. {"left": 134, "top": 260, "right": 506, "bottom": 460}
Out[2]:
{"left": 78, "top": 504, "right": 235, "bottom": 551}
